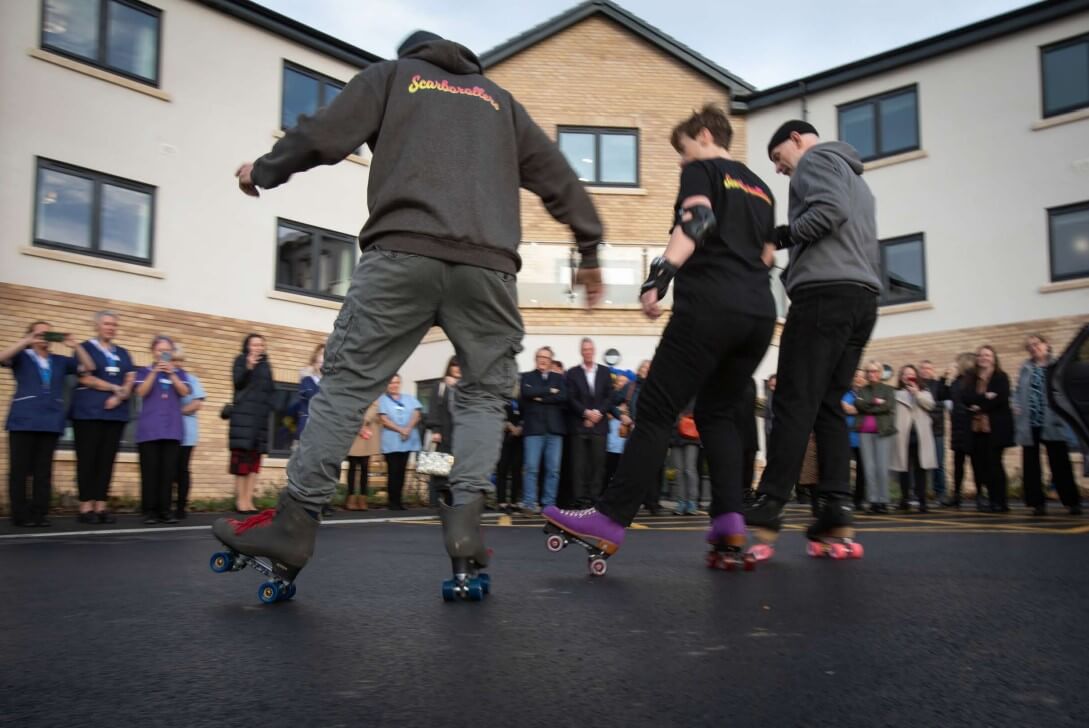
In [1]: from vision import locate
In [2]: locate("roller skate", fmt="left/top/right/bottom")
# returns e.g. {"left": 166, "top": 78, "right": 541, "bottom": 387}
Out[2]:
{"left": 440, "top": 494, "right": 491, "bottom": 602}
{"left": 541, "top": 506, "right": 624, "bottom": 577}
{"left": 743, "top": 490, "right": 785, "bottom": 547}
{"left": 209, "top": 491, "right": 319, "bottom": 603}
{"left": 805, "top": 492, "right": 864, "bottom": 560}
{"left": 705, "top": 513, "right": 757, "bottom": 571}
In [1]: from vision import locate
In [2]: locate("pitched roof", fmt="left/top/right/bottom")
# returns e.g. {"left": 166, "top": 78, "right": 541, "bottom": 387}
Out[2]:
{"left": 480, "top": 0, "right": 754, "bottom": 95}
{"left": 197, "top": 0, "right": 384, "bottom": 69}
{"left": 740, "top": 0, "right": 1089, "bottom": 110}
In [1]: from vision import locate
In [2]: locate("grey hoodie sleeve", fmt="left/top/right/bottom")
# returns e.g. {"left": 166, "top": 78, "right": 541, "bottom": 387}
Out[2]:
{"left": 251, "top": 62, "right": 394, "bottom": 190}
{"left": 789, "top": 150, "right": 850, "bottom": 245}
{"left": 512, "top": 100, "right": 603, "bottom": 266}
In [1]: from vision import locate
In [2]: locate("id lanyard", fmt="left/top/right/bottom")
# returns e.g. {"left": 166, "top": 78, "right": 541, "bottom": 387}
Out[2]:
{"left": 91, "top": 339, "right": 121, "bottom": 378}
{"left": 159, "top": 371, "right": 173, "bottom": 400}
{"left": 27, "top": 350, "right": 52, "bottom": 391}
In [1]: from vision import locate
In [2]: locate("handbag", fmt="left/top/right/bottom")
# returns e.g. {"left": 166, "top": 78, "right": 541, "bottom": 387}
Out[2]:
{"left": 220, "top": 403, "right": 234, "bottom": 420}
{"left": 416, "top": 443, "right": 454, "bottom": 477}
{"left": 678, "top": 414, "right": 700, "bottom": 441}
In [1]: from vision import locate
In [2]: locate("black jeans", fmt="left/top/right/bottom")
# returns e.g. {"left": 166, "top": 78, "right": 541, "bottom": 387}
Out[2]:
{"left": 597, "top": 309, "right": 775, "bottom": 526}
{"left": 570, "top": 433, "right": 606, "bottom": 508}
{"left": 139, "top": 440, "right": 180, "bottom": 518}
{"left": 952, "top": 449, "right": 969, "bottom": 502}
{"left": 347, "top": 456, "right": 370, "bottom": 495}
{"left": 898, "top": 435, "right": 929, "bottom": 507}
{"left": 1022, "top": 427, "right": 1078, "bottom": 508}
{"left": 175, "top": 445, "right": 194, "bottom": 514}
{"left": 8, "top": 431, "right": 59, "bottom": 523}
{"left": 385, "top": 451, "right": 409, "bottom": 508}
{"left": 758, "top": 284, "right": 877, "bottom": 501}
{"left": 495, "top": 436, "right": 523, "bottom": 504}
{"left": 851, "top": 446, "right": 866, "bottom": 506}
{"left": 970, "top": 432, "right": 1007, "bottom": 510}
{"left": 73, "top": 420, "right": 125, "bottom": 502}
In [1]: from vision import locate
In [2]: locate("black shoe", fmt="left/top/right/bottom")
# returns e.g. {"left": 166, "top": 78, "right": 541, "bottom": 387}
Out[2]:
{"left": 160, "top": 514, "right": 179, "bottom": 525}
{"left": 806, "top": 493, "right": 854, "bottom": 540}
{"left": 78, "top": 512, "right": 97, "bottom": 524}
{"left": 175, "top": 510, "right": 187, "bottom": 520}
{"left": 97, "top": 511, "right": 116, "bottom": 524}
{"left": 941, "top": 498, "right": 960, "bottom": 508}
{"left": 1032, "top": 504, "right": 1047, "bottom": 516}
{"left": 33, "top": 517, "right": 53, "bottom": 527}
{"left": 13, "top": 518, "right": 33, "bottom": 527}
{"left": 917, "top": 504, "right": 929, "bottom": 514}
{"left": 321, "top": 506, "right": 336, "bottom": 518}
{"left": 743, "top": 492, "right": 786, "bottom": 534}
{"left": 898, "top": 501, "right": 911, "bottom": 512}
{"left": 647, "top": 505, "right": 663, "bottom": 516}
{"left": 1069, "top": 505, "right": 1083, "bottom": 516}
{"left": 143, "top": 515, "right": 159, "bottom": 525}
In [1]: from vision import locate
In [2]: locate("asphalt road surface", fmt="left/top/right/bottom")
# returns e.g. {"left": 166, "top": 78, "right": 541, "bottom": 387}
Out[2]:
{"left": 3, "top": 506, "right": 1087, "bottom": 727}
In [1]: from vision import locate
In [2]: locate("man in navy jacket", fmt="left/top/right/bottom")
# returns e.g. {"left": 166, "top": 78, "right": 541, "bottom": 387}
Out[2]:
{"left": 566, "top": 338, "right": 614, "bottom": 507}
{"left": 520, "top": 346, "right": 567, "bottom": 512}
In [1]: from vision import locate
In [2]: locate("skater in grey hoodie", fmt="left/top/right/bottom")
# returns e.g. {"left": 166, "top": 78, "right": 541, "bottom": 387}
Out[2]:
{"left": 744, "top": 120, "right": 881, "bottom": 552}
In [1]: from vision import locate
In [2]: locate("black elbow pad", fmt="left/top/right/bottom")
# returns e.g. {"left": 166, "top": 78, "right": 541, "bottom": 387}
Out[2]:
{"left": 675, "top": 204, "right": 717, "bottom": 247}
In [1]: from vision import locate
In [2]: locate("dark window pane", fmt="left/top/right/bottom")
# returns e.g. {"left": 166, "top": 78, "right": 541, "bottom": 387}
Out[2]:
{"left": 879, "top": 91, "right": 918, "bottom": 154}
{"left": 883, "top": 239, "right": 925, "bottom": 304}
{"left": 43, "top": 0, "right": 99, "bottom": 61}
{"left": 840, "top": 105, "right": 876, "bottom": 159}
{"left": 269, "top": 384, "right": 300, "bottom": 456}
{"left": 1051, "top": 205, "right": 1089, "bottom": 280}
{"left": 277, "top": 225, "right": 315, "bottom": 291}
{"left": 324, "top": 81, "right": 344, "bottom": 107}
{"left": 600, "top": 134, "right": 637, "bottom": 184}
{"left": 282, "top": 68, "right": 320, "bottom": 129}
{"left": 317, "top": 237, "right": 355, "bottom": 297}
{"left": 37, "top": 169, "right": 93, "bottom": 248}
{"left": 100, "top": 183, "right": 152, "bottom": 259}
{"left": 106, "top": 0, "right": 158, "bottom": 81}
{"left": 1043, "top": 42, "right": 1089, "bottom": 116}
{"left": 559, "top": 132, "right": 596, "bottom": 182}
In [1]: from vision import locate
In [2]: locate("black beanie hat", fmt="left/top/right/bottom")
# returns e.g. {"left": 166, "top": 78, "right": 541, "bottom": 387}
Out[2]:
{"left": 767, "top": 120, "right": 819, "bottom": 158}
{"left": 397, "top": 30, "right": 444, "bottom": 58}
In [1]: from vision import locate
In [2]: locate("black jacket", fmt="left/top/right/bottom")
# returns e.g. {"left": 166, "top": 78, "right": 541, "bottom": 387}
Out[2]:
{"left": 424, "top": 380, "right": 455, "bottom": 454}
{"left": 520, "top": 370, "right": 567, "bottom": 436}
{"left": 252, "top": 39, "right": 602, "bottom": 274}
{"left": 922, "top": 377, "right": 950, "bottom": 437}
{"left": 566, "top": 364, "right": 613, "bottom": 437}
{"left": 949, "top": 377, "right": 973, "bottom": 453}
{"left": 228, "top": 355, "right": 274, "bottom": 453}
{"left": 960, "top": 370, "right": 1014, "bottom": 448}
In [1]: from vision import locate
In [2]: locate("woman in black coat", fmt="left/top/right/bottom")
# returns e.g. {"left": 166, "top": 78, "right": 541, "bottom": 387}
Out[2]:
{"left": 960, "top": 345, "right": 1013, "bottom": 512}
{"left": 946, "top": 352, "right": 976, "bottom": 508}
{"left": 228, "top": 334, "right": 274, "bottom": 513}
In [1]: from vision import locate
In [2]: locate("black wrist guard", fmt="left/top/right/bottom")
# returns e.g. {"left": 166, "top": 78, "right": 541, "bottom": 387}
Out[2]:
{"left": 640, "top": 256, "right": 679, "bottom": 300}
{"left": 773, "top": 224, "right": 793, "bottom": 249}
{"left": 675, "top": 204, "right": 716, "bottom": 247}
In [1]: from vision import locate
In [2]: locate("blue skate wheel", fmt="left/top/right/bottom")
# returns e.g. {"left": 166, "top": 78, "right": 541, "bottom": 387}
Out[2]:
{"left": 284, "top": 583, "right": 297, "bottom": 600}
{"left": 210, "top": 551, "right": 234, "bottom": 573}
{"left": 477, "top": 573, "right": 491, "bottom": 594}
{"left": 466, "top": 582, "right": 485, "bottom": 602}
{"left": 441, "top": 579, "right": 456, "bottom": 602}
{"left": 258, "top": 581, "right": 282, "bottom": 604}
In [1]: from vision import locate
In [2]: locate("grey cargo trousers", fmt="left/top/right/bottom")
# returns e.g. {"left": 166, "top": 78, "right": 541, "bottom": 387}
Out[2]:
{"left": 286, "top": 245, "right": 523, "bottom": 507}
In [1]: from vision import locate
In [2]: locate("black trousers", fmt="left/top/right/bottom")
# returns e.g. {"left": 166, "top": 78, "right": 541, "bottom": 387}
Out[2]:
{"left": 73, "top": 419, "right": 125, "bottom": 502}
{"left": 570, "top": 433, "right": 606, "bottom": 508}
{"left": 175, "top": 445, "right": 194, "bottom": 514}
{"left": 851, "top": 446, "right": 866, "bottom": 505}
{"left": 496, "top": 437, "right": 523, "bottom": 504}
{"left": 758, "top": 284, "right": 877, "bottom": 500}
{"left": 139, "top": 440, "right": 180, "bottom": 518}
{"left": 347, "top": 455, "right": 370, "bottom": 495}
{"left": 8, "top": 431, "right": 59, "bottom": 523}
{"left": 970, "top": 432, "right": 1007, "bottom": 510}
{"left": 1022, "top": 427, "right": 1078, "bottom": 508}
{"left": 385, "top": 451, "right": 409, "bottom": 508}
{"left": 597, "top": 309, "right": 775, "bottom": 526}
{"left": 604, "top": 451, "right": 621, "bottom": 490}
{"left": 952, "top": 449, "right": 969, "bottom": 502}
{"left": 898, "top": 436, "right": 928, "bottom": 507}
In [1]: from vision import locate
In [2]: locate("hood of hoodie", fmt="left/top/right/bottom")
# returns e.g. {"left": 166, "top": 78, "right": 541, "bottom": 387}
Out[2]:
{"left": 401, "top": 39, "right": 482, "bottom": 75}
{"left": 811, "top": 140, "right": 865, "bottom": 175}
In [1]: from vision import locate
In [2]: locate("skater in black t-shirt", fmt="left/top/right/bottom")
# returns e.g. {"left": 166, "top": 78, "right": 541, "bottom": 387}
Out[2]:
{"left": 542, "top": 104, "right": 778, "bottom": 574}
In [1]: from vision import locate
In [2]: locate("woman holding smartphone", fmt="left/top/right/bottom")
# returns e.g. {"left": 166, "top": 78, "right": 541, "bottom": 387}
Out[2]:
{"left": 228, "top": 334, "right": 274, "bottom": 513}
{"left": 1, "top": 322, "right": 85, "bottom": 526}
{"left": 134, "top": 336, "right": 190, "bottom": 524}
{"left": 890, "top": 364, "right": 937, "bottom": 513}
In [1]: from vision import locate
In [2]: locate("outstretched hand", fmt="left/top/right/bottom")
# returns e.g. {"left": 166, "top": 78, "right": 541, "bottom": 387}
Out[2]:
{"left": 235, "top": 162, "right": 259, "bottom": 197}
{"left": 576, "top": 267, "right": 603, "bottom": 309}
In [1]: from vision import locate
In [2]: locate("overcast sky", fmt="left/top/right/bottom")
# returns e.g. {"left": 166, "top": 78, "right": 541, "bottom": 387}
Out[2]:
{"left": 255, "top": 0, "right": 1035, "bottom": 88}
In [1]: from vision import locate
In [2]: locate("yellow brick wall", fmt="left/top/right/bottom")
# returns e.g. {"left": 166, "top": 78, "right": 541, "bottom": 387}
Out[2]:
{"left": 486, "top": 14, "right": 747, "bottom": 246}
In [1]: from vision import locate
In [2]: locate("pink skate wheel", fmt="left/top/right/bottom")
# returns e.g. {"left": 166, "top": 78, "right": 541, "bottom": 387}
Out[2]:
{"left": 849, "top": 543, "right": 864, "bottom": 559}
{"left": 828, "top": 543, "right": 848, "bottom": 560}
{"left": 705, "top": 552, "right": 718, "bottom": 569}
{"left": 806, "top": 542, "right": 823, "bottom": 558}
{"left": 546, "top": 534, "right": 565, "bottom": 552}
{"left": 588, "top": 558, "right": 608, "bottom": 577}
{"left": 749, "top": 544, "right": 774, "bottom": 561}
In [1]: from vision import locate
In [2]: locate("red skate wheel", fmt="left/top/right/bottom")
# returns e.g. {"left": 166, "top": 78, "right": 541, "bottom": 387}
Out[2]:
{"left": 828, "top": 543, "right": 848, "bottom": 560}
{"left": 806, "top": 541, "right": 823, "bottom": 558}
{"left": 849, "top": 543, "right": 864, "bottom": 559}
{"left": 546, "top": 534, "right": 565, "bottom": 552}
{"left": 742, "top": 555, "right": 756, "bottom": 571}
{"left": 705, "top": 552, "right": 718, "bottom": 569}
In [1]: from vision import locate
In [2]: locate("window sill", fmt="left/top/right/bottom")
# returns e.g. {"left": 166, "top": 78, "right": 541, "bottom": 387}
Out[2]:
{"left": 29, "top": 49, "right": 170, "bottom": 102}
{"left": 1032, "top": 107, "right": 1089, "bottom": 131}
{"left": 586, "top": 186, "right": 647, "bottom": 196}
{"left": 863, "top": 149, "right": 927, "bottom": 171}
{"left": 21, "top": 245, "right": 165, "bottom": 278}
{"left": 267, "top": 289, "right": 344, "bottom": 310}
{"left": 1039, "top": 278, "right": 1089, "bottom": 294}
{"left": 272, "top": 130, "right": 370, "bottom": 166}
{"left": 878, "top": 301, "right": 933, "bottom": 316}
{"left": 55, "top": 449, "right": 138, "bottom": 464}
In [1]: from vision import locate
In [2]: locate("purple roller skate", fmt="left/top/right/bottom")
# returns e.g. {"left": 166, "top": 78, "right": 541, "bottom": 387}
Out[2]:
{"left": 705, "top": 512, "right": 758, "bottom": 571}
{"left": 541, "top": 506, "right": 625, "bottom": 577}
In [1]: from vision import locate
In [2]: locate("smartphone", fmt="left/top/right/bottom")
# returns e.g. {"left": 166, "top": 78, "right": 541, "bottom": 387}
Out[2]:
{"left": 43, "top": 332, "right": 67, "bottom": 343}
{"left": 161, "top": 352, "right": 173, "bottom": 362}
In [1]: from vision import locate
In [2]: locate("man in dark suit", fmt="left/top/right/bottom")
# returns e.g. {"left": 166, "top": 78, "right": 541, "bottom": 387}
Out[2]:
{"left": 519, "top": 346, "right": 567, "bottom": 513}
{"left": 566, "top": 338, "right": 613, "bottom": 507}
